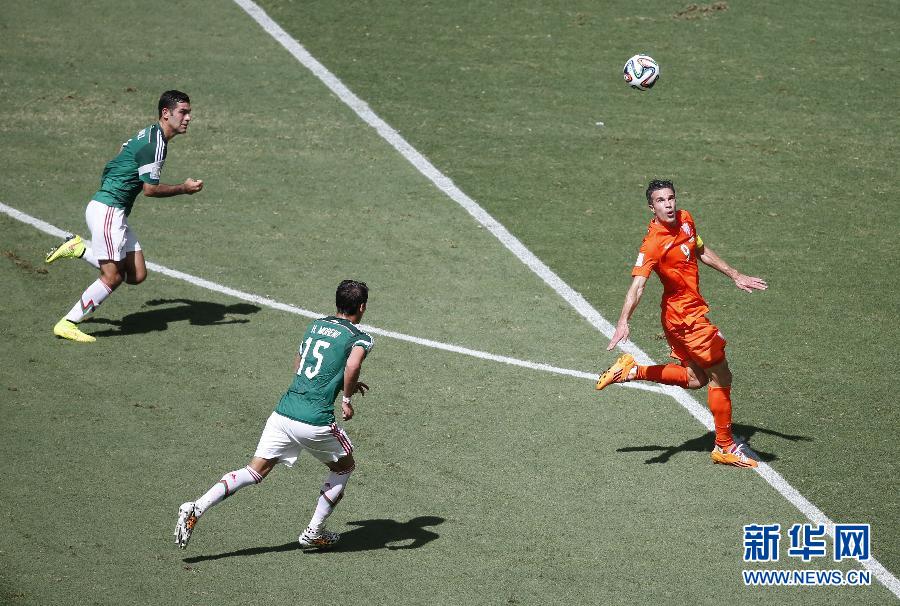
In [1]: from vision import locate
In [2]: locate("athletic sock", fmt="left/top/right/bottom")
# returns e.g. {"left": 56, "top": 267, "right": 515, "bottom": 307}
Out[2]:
{"left": 64, "top": 278, "right": 113, "bottom": 323}
{"left": 195, "top": 466, "right": 263, "bottom": 515}
{"left": 708, "top": 386, "right": 735, "bottom": 448}
{"left": 307, "top": 467, "right": 354, "bottom": 532}
{"left": 635, "top": 364, "right": 690, "bottom": 387}
{"left": 81, "top": 248, "right": 99, "bottom": 269}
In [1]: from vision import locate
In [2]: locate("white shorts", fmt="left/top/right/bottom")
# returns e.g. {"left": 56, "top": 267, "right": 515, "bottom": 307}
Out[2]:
{"left": 254, "top": 412, "right": 353, "bottom": 466}
{"left": 85, "top": 200, "right": 142, "bottom": 262}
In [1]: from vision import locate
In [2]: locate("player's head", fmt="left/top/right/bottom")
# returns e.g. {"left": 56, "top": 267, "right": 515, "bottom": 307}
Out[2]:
{"left": 336, "top": 280, "right": 368, "bottom": 318}
{"left": 646, "top": 179, "right": 678, "bottom": 226}
{"left": 158, "top": 90, "right": 190, "bottom": 117}
{"left": 646, "top": 179, "right": 675, "bottom": 204}
{"left": 158, "top": 90, "right": 192, "bottom": 137}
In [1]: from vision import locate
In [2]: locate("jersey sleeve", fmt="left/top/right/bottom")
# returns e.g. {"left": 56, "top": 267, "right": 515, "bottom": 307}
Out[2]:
{"left": 632, "top": 235, "right": 661, "bottom": 278}
{"left": 353, "top": 332, "right": 375, "bottom": 354}
{"left": 134, "top": 130, "right": 164, "bottom": 185}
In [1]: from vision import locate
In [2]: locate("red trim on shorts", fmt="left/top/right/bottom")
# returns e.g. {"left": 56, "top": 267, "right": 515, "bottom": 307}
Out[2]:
{"left": 103, "top": 207, "right": 114, "bottom": 259}
{"left": 330, "top": 423, "right": 353, "bottom": 455}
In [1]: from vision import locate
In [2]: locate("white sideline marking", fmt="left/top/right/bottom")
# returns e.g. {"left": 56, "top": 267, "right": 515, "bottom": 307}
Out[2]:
{"left": 229, "top": 2, "right": 900, "bottom": 596}
{"left": 0, "top": 201, "right": 670, "bottom": 397}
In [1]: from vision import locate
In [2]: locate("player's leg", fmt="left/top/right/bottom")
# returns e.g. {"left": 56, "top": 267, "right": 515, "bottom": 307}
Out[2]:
{"left": 53, "top": 260, "right": 123, "bottom": 343}
{"left": 631, "top": 360, "right": 703, "bottom": 388}
{"left": 597, "top": 335, "right": 706, "bottom": 390}
{"left": 175, "top": 412, "right": 294, "bottom": 549}
{"left": 46, "top": 202, "right": 103, "bottom": 267}
{"left": 299, "top": 424, "right": 356, "bottom": 548}
{"left": 702, "top": 354, "right": 757, "bottom": 468}
{"left": 705, "top": 357, "right": 734, "bottom": 446}
{"left": 631, "top": 328, "right": 708, "bottom": 388}
{"left": 123, "top": 250, "right": 147, "bottom": 285}
{"left": 45, "top": 234, "right": 98, "bottom": 266}
{"left": 122, "top": 224, "right": 146, "bottom": 285}
{"left": 174, "top": 459, "right": 271, "bottom": 549}
{"left": 53, "top": 203, "right": 126, "bottom": 342}
{"left": 198, "top": 457, "right": 275, "bottom": 511}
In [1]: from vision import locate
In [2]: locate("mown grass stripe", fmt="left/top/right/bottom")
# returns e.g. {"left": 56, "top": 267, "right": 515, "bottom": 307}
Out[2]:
{"left": 225, "top": 4, "right": 900, "bottom": 596}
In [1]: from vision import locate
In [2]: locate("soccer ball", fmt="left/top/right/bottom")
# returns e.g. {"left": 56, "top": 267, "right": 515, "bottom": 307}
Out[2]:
{"left": 623, "top": 54, "right": 659, "bottom": 91}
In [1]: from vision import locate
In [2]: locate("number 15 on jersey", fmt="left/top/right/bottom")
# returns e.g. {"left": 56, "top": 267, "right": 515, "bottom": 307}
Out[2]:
{"left": 298, "top": 338, "right": 330, "bottom": 379}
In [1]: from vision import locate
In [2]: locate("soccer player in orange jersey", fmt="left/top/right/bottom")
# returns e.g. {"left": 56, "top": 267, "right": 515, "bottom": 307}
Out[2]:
{"left": 597, "top": 179, "right": 767, "bottom": 468}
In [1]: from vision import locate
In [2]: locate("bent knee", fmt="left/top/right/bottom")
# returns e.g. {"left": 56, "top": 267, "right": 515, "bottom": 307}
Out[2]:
{"left": 101, "top": 274, "right": 124, "bottom": 289}
{"left": 333, "top": 455, "right": 355, "bottom": 474}
{"left": 125, "top": 270, "right": 147, "bottom": 285}
{"left": 685, "top": 368, "right": 709, "bottom": 389}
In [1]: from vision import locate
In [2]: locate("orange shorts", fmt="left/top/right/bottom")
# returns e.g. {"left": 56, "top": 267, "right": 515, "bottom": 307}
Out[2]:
{"left": 664, "top": 317, "right": 727, "bottom": 368}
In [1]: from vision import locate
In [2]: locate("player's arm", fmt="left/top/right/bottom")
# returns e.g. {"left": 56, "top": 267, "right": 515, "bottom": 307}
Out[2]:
{"left": 607, "top": 275, "right": 649, "bottom": 350}
{"left": 134, "top": 138, "right": 203, "bottom": 197}
{"left": 698, "top": 243, "right": 768, "bottom": 293}
{"left": 340, "top": 346, "right": 370, "bottom": 421}
{"left": 142, "top": 179, "right": 203, "bottom": 197}
{"left": 292, "top": 352, "right": 302, "bottom": 374}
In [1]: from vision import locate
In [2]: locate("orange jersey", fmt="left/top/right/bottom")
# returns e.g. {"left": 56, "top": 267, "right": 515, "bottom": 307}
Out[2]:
{"left": 632, "top": 209, "right": 709, "bottom": 329}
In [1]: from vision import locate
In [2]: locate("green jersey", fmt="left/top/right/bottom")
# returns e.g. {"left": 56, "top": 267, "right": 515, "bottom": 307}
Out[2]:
{"left": 275, "top": 316, "right": 374, "bottom": 426}
{"left": 93, "top": 123, "right": 167, "bottom": 215}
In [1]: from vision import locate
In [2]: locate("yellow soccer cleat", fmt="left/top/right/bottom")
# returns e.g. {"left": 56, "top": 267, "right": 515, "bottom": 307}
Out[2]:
{"left": 711, "top": 443, "right": 758, "bottom": 468}
{"left": 45, "top": 234, "right": 86, "bottom": 264}
{"left": 53, "top": 318, "right": 96, "bottom": 343}
{"left": 596, "top": 353, "right": 636, "bottom": 390}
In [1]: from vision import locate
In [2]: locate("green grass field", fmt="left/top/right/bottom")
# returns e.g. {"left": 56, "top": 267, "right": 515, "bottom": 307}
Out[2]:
{"left": 1, "top": 1, "right": 898, "bottom": 604}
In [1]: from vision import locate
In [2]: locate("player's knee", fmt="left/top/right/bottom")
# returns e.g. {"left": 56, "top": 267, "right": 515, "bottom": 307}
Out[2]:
{"left": 686, "top": 367, "right": 708, "bottom": 389}
{"left": 713, "top": 370, "right": 733, "bottom": 388}
{"left": 125, "top": 270, "right": 146, "bottom": 285}
{"left": 101, "top": 273, "right": 124, "bottom": 289}
{"left": 333, "top": 455, "right": 355, "bottom": 474}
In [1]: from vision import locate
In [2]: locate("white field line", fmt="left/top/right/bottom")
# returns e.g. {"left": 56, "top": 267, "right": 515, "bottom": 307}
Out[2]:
{"left": 0, "top": 201, "right": 670, "bottom": 397}
{"left": 229, "top": 1, "right": 900, "bottom": 596}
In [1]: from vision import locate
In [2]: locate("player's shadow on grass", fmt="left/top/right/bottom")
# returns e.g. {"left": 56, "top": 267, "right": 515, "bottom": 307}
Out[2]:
{"left": 616, "top": 424, "right": 812, "bottom": 464}
{"left": 84, "top": 298, "right": 260, "bottom": 336}
{"left": 182, "top": 516, "right": 445, "bottom": 563}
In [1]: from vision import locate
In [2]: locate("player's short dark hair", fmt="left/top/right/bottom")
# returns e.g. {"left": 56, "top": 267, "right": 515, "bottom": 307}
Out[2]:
{"left": 646, "top": 179, "right": 675, "bottom": 203}
{"left": 158, "top": 90, "right": 190, "bottom": 117}
{"left": 336, "top": 280, "right": 368, "bottom": 315}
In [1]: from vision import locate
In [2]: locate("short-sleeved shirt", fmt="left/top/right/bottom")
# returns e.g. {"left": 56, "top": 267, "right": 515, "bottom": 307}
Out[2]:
{"left": 92, "top": 123, "right": 167, "bottom": 216}
{"left": 632, "top": 209, "right": 709, "bottom": 330}
{"left": 275, "top": 316, "right": 375, "bottom": 426}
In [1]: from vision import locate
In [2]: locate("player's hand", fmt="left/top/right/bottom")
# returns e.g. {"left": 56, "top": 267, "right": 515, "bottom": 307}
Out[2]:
{"left": 353, "top": 382, "right": 369, "bottom": 396}
{"left": 607, "top": 322, "right": 630, "bottom": 351}
{"left": 341, "top": 401, "right": 354, "bottom": 421}
{"left": 183, "top": 178, "right": 204, "bottom": 194}
{"left": 734, "top": 274, "right": 768, "bottom": 293}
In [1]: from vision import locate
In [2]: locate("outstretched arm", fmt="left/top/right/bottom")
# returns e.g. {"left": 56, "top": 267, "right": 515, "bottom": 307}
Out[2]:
{"left": 699, "top": 245, "right": 768, "bottom": 293}
{"left": 142, "top": 178, "right": 203, "bottom": 198}
{"left": 607, "top": 275, "right": 649, "bottom": 350}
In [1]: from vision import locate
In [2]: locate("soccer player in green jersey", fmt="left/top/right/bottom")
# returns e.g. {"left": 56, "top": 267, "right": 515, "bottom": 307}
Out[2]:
{"left": 175, "top": 280, "right": 374, "bottom": 550}
{"left": 45, "top": 90, "right": 204, "bottom": 343}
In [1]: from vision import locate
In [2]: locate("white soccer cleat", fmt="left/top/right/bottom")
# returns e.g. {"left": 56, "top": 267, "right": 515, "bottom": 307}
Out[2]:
{"left": 174, "top": 502, "right": 199, "bottom": 549}
{"left": 298, "top": 526, "right": 340, "bottom": 549}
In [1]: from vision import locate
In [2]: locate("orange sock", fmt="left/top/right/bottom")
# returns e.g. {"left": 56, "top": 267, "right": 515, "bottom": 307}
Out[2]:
{"left": 635, "top": 364, "right": 690, "bottom": 387}
{"left": 708, "top": 386, "right": 734, "bottom": 448}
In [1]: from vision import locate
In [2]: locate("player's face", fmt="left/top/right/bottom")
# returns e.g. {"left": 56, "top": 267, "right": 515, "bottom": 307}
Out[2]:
{"left": 162, "top": 102, "right": 192, "bottom": 135}
{"left": 648, "top": 188, "right": 677, "bottom": 227}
